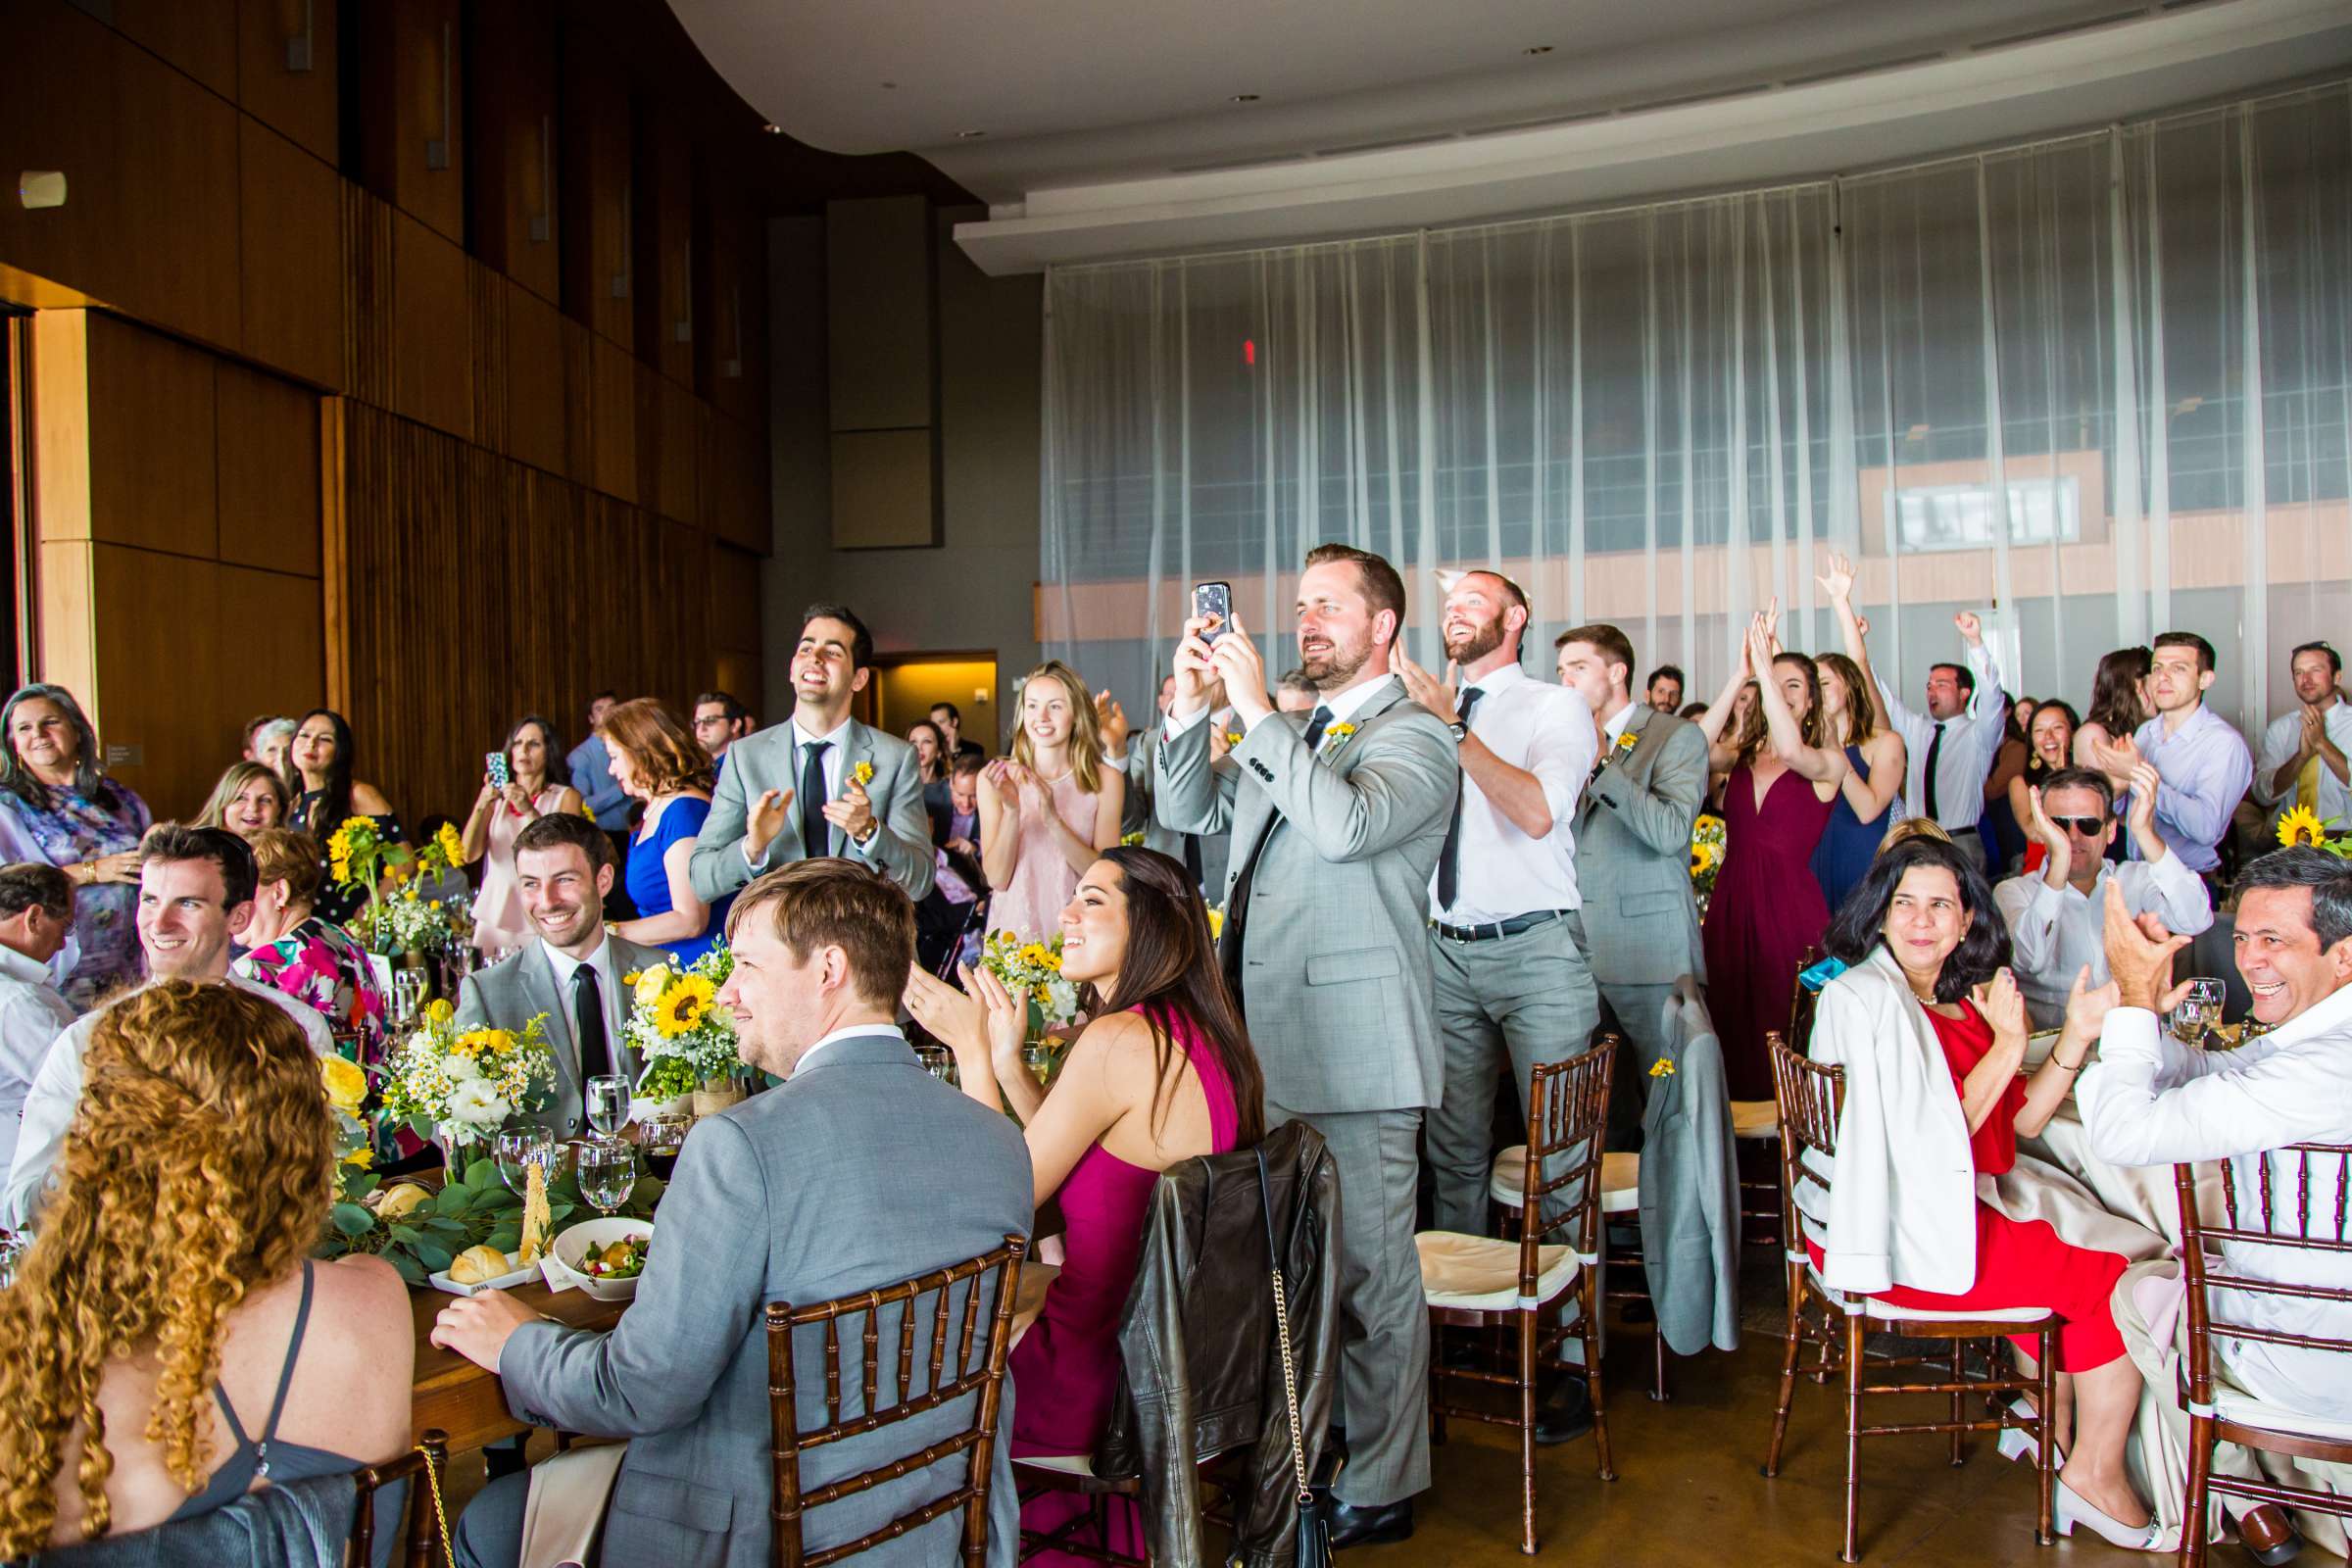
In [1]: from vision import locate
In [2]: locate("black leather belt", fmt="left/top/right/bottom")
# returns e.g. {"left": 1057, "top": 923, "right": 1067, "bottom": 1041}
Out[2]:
{"left": 1430, "top": 908, "right": 1567, "bottom": 944}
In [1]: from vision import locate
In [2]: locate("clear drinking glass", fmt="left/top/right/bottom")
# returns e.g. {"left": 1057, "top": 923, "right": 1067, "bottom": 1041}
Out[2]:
{"left": 641, "top": 1116, "right": 688, "bottom": 1185}
{"left": 494, "top": 1126, "right": 555, "bottom": 1196}
{"left": 913, "top": 1044, "right": 957, "bottom": 1086}
{"left": 1021, "top": 1039, "right": 1054, "bottom": 1087}
{"left": 585, "top": 1075, "right": 631, "bottom": 1142}
{"left": 577, "top": 1142, "right": 636, "bottom": 1215}
{"left": 2169, "top": 977, "right": 2226, "bottom": 1045}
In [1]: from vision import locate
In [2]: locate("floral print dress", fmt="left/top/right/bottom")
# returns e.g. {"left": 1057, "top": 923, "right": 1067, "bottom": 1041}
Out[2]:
{"left": 235, "top": 915, "right": 410, "bottom": 1159}
{"left": 0, "top": 781, "right": 153, "bottom": 1011}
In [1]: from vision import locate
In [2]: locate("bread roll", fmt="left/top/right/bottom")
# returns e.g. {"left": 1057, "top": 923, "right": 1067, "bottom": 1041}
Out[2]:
{"left": 448, "top": 1245, "right": 511, "bottom": 1285}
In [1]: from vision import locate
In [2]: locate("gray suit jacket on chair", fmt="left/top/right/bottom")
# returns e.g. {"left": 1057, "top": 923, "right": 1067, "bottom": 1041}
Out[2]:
{"left": 496, "top": 1033, "right": 1035, "bottom": 1568}
{"left": 449, "top": 935, "right": 665, "bottom": 1140}
{"left": 1153, "top": 681, "right": 1456, "bottom": 1114}
{"left": 1571, "top": 705, "right": 1708, "bottom": 987}
{"left": 686, "top": 720, "right": 935, "bottom": 906}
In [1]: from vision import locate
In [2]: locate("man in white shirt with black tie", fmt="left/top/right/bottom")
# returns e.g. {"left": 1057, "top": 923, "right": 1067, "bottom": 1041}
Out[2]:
{"left": 1821, "top": 551, "right": 2007, "bottom": 866}
{"left": 1396, "top": 575, "right": 1600, "bottom": 1206}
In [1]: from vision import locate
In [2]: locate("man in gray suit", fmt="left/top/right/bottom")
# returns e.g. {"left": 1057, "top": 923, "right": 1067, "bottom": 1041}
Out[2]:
{"left": 1110, "top": 676, "right": 1231, "bottom": 898}
{"left": 1554, "top": 624, "right": 1708, "bottom": 1075}
{"left": 435, "top": 858, "right": 1033, "bottom": 1568}
{"left": 1155, "top": 543, "right": 1456, "bottom": 1547}
{"left": 688, "top": 604, "right": 935, "bottom": 906}
{"left": 450, "top": 812, "right": 665, "bottom": 1143}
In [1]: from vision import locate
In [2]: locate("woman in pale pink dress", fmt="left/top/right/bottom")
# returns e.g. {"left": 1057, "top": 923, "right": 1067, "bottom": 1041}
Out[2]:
{"left": 978, "top": 661, "right": 1125, "bottom": 942}
{"left": 459, "top": 715, "right": 583, "bottom": 956}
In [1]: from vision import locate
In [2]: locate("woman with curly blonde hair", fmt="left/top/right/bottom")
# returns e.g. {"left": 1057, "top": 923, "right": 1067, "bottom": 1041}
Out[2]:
{"left": 0, "top": 982, "right": 411, "bottom": 1554}
{"left": 600, "top": 697, "right": 730, "bottom": 963}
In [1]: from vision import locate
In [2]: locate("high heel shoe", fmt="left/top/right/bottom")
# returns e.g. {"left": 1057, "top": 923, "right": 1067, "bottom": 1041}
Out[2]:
{"left": 1995, "top": 1397, "right": 2065, "bottom": 1465}
{"left": 2054, "top": 1479, "right": 2179, "bottom": 1553}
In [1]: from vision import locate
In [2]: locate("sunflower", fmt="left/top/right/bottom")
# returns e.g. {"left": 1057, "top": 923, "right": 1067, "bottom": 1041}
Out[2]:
{"left": 2277, "top": 804, "right": 2328, "bottom": 849}
{"left": 434, "top": 821, "right": 466, "bottom": 868}
{"left": 1690, "top": 841, "right": 1720, "bottom": 879}
{"left": 655, "top": 975, "right": 716, "bottom": 1037}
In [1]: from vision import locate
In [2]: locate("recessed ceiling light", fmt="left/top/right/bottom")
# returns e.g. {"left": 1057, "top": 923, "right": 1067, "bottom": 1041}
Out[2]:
{"left": 760, "top": 122, "right": 782, "bottom": 134}
{"left": 956, "top": 129, "right": 987, "bottom": 139}
{"left": 1231, "top": 93, "right": 1260, "bottom": 103}
{"left": 1522, "top": 45, "right": 1553, "bottom": 55}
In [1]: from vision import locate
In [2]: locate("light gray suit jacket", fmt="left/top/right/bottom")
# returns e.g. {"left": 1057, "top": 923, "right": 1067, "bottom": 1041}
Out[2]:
{"left": 687, "top": 719, "right": 935, "bottom": 906}
{"left": 1154, "top": 681, "right": 1457, "bottom": 1114}
{"left": 497, "top": 1033, "right": 1034, "bottom": 1568}
{"left": 1637, "top": 984, "right": 1741, "bottom": 1355}
{"left": 449, "top": 935, "right": 665, "bottom": 1140}
{"left": 1571, "top": 705, "right": 1708, "bottom": 987}
{"left": 1121, "top": 719, "right": 1230, "bottom": 895}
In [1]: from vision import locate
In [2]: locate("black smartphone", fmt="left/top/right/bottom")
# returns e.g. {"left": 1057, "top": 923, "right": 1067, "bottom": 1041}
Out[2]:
{"left": 1192, "top": 580, "right": 1233, "bottom": 645}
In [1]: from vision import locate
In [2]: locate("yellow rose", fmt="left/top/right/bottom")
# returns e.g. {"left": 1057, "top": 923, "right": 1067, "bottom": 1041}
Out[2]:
{"left": 633, "top": 965, "right": 672, "bottom": 1008}
{"left": 375, "top": 1182, "right": 431, "bottom": 1218}
{"left": 423, "top": 998, "right": 454, "bottom": 1026}
{"left": 319, "top": 1055, "right": 368, "bottom": 1116}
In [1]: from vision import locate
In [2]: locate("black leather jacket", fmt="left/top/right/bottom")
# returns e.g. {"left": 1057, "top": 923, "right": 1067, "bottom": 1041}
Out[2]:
{"left": 1098, "top": 1120, "right": 1340, "bottom": 1568}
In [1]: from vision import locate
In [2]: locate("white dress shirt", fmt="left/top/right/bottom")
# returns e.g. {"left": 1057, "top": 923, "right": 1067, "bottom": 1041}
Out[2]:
{"left": 4, "top": 975, "right": 334, "bottom": 1230}
{"left": 541, "top": 935, "right": 625, "bottom": 1054}
{"left": 0, "top": 944, "right": 74, "bottom": 1181}
{"left": 2129, "top": 705, "right": 2256, "bottom": 875}
{"left": 2081, "top": 981, "right": 2352, "bottom": 1420}
{"left": 1993, "top": 857, "right": 2214, "bottom": 1029}
{"left": 1429, "top": 663, "right": 1597, "bottom": 924}
{"left": 795, "top": 1020, "right": 906, "bottom": 1077}
{"left": 745, "top": 714, "right": 856, "bottom": 872}
{"left": 1874, "top": 641, "right": 2005, "bottom": 830}
{"left": 2251, "top": 699, "right": 2352, "bottom": 837}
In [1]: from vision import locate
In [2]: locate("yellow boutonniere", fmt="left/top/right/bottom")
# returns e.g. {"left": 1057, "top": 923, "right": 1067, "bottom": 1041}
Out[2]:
{"left": 1321, "top": 721, "right": 1358, "bottom": 753}
{"left": 1205, "top": 906, "right": 1224, "bottom": 940}
{"left": 1224, "top": 729, "right": 1245, "bottom": 747}
{"left": 1648, "top": 1055, "right": 1676, "bottom": 1078}
{"left": 852, "top": 760, "right": 875, "bottom": 788}
{"left": 1615, "top": 731, "right": 1640, "bottom": 755}
{"left": 1120, "top": 830, "right": 1146, "bottom": 847}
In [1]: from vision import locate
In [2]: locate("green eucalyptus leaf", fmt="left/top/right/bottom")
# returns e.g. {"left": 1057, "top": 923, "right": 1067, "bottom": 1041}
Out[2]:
{"left": 330, "top": 1202, "right": 377, "bottom": 1239}
{"left": 412, "top": 1241, "right": 456, "bottom": 1271}
{"left": 484, "top": 1225, "right": 522, "bottom": 1252}
{"left": 466, "top": 1158, "right": 500, "bottom": 1190}
{"left": 387, "top": 1250, "right": 426, "bottom": 1287}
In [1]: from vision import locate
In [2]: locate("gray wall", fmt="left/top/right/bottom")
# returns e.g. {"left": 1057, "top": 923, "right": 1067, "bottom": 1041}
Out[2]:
{"left": 766, "top": 207, "right": 1044, "bottom": 744}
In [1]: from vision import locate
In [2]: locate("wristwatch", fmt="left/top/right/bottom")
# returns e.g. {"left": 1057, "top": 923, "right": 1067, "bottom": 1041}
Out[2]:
{"left": 1446, "top": 719, "right": 1469, "bottom": 744}
{"left": 855, "top": 821, "right": 879, "bottom": 846}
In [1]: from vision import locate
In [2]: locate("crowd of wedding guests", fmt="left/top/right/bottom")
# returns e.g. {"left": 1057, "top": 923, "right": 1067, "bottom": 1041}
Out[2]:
{"left": 0, "top": 561, "right": 2343, "bottom": 1565}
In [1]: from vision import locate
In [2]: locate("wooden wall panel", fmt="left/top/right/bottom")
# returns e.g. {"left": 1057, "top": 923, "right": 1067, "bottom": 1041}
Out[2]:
{"left": 215, "top": 563, "right": 325, "bottom": 777}
{"left": 643, "top": 122, "right": 696, "bottom": 386}
{"left": 655, "top": 374, "right": 697, "bottom": 525}
{"left": 240, "top": 118, "right": 346, "bottom": 392}
{"left": 390, "top": 212, "right": 470, "bottom": 438}
{"left": 468, "top": 262, "right": 510, "bottom": 456}
{"left": 217, "top": 360, "right": 321, "bottom": 575}
{"left": 107, "top": 0, "right": 236, "bottom": 97}
{"left": 505, "top": 284, "right": 567, "bottom": 477}
{"left": 340, "top": 188, "right": 396, "bottom": 408}
{"left": 591, "top": 337, "right": 638, "bottom": 504}
{"left": 710, "top": 545, "right": 761, "bottom": 651}
{"left": 86, "top": 315, "right": 218, "bottom": 559}
{"left": 334, "top": 401, "right": 722, "bottom": 820}
{"left": 466, "top": 0, "right": 560, "bottom": 306}
{"left": 560, "top": 45, "right": 635, "bottom": 352}
{"left": 88, "top": 545, "right": 225, "bottom": 814}
{"left": 238, "top": 0, "right": 340, "bottom": 162}
{"left": 356, "top": 0, "right": 466, "bottom": 244}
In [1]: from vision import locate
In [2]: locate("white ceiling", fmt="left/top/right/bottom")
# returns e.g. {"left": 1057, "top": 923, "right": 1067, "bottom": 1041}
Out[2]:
{"left": 673, "top": 0, "right": 2352, "bottom": 270}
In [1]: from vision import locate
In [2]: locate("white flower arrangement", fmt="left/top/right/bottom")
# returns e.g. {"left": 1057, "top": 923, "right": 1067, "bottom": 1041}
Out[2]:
{"left": 378, "top": 1000, "right": 556, "bottom": 1140}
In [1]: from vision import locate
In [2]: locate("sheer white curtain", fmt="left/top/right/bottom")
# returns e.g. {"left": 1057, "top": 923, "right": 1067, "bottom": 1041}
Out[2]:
{"left": 1041, "top": 82, "right": 2352, "bottom": 736}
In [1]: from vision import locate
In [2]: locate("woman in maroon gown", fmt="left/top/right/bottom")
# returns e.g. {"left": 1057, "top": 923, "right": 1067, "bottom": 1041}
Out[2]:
{"left": 1697, "top": 612, "right": 1851, "bottom": 1097}
{"left": 903, "top": 846, "right": 1266, "bottom": 1564}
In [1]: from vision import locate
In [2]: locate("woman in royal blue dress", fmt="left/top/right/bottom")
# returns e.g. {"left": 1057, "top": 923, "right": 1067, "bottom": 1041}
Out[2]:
{"left": 1809, "top": 652, "right": 1907, "bottom": 916}
{"left": 600, "top": 699, "right": 732, "bottom": 965}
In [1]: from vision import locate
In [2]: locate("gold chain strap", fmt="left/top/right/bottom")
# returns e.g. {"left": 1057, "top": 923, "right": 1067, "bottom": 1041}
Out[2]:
{"left": 416, "top": 1443, "right": 455, "bottom": 1568}
{"left": 1268, "top": 1266, "right": 1312, "bottom": 1505}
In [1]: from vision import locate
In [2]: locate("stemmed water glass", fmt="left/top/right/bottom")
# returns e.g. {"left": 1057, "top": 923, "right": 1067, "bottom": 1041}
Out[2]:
{"left": 585, "top": 1075, "right": 631, "bottom": 1143}
{"left": 576, "top": 1142, "right": 636, "bottom": 1217}
{"left": 2168, "top": 977, "right": 2226, "bottom": 1046}
{"left": 494, "top": 1126, "right": 557, "bottom": 1198}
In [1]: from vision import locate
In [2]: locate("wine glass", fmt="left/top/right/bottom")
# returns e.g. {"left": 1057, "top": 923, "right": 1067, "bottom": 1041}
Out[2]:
{"left": 576, "top": 1141, "right": 636, "bottom": 1216}
{"left": 641, "top": 1116, "right": 688, "bottom": 1184}
{"left": 494, "top": 1126, "right": 555, "bottom": 1197}
{"left": 395, "top": 969, "right": 431, "bottom": 1026}
{"left": 585, "top": 1075, "right": 631, "bottom": 1143}
{"left": 1021, "top": 1039, "right": 1054, "bottom": 1087}
{"left": 913, "top": 1044, "right": 957, "bottom": 1085}
{"left": 2169, "top": 977, "right": 2226, "bottom": 1045}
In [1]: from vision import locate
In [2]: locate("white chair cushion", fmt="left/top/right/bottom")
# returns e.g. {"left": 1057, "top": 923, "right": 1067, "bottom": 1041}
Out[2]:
{"left": 1487, "top": 1146, "right": 1640, "bottom": 1214}
{"left": 1417, "top": 1229, "right": 1584, "bottom": 1311}
{"left": 1012, "top": 1453, "right": 1096, "bottom": 1475}
{"left": 2212, "top": 1387, "right": 2352, "bottom": 1443}
{"left": 1805, "top": 1262, "right": 2050, "bottom": 1325}
{"left": 1731, "top": 1100, "right": 1779, "bottom": 1140}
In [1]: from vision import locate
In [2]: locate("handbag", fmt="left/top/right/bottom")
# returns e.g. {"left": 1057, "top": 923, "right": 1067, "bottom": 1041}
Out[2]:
{"left": 1254, "top": 1147, "right": 1331, "bottom": 1568}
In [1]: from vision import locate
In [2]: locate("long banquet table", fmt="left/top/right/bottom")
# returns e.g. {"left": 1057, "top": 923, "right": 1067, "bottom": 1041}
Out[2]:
{"left": 409, "top": 1283, "right": 624, "bottom": 1451}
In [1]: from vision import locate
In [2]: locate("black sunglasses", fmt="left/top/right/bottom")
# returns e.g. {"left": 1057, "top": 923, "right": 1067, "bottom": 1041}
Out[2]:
{"left": 2050, "top": 814, "right": 2108, "bottom": 836}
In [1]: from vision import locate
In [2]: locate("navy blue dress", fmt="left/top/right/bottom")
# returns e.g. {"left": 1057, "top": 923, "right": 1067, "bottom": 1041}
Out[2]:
{"left": 627, "top": 796, "right": 732, "bottom": 965}
{"left": 1809, "top": 745, "right": 1885, "bottom": 919}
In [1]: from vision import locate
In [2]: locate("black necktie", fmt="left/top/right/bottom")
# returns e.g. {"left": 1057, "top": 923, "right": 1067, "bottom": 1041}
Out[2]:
{"left": 1183, "top": 832, "right": 1205, "bottom": 891}
{"left": 571, "top": 965, "right": 611, "bottom": 1082}
{"left": 1435, "top": 686, "right": 1484, "bottom": 912}
{"left": 800, "top": 740, "right": 831, "bottom": 861}
{"left": 1221, "top": 706, "right": 1334, "bottom": 1007}
{"left": 1924, "top": 722, "right": 1946, "bottom": 821}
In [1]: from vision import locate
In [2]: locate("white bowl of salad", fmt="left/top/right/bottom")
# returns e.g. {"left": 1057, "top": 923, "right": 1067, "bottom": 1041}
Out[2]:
{"left": 549, "top": 1217, "right": 654, "bottom": 1301}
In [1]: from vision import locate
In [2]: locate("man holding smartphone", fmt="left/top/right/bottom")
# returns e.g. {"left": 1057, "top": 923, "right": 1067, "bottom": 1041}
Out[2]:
{"left": 1154, "top": 547, "right": 1456, "bottom": 1547}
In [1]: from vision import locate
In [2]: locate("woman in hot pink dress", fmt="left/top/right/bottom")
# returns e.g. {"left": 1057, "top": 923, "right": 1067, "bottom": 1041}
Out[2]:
{"left": 905, "top": 846, "right": 1266, "bottom": 1565}
{"left": 1696, "top": 612, "right": 1851, "bottom": 1098}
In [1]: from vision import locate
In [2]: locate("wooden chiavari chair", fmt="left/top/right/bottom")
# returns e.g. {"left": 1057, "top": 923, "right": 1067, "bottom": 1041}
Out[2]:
{"left": 348, "top": 1429, "right": 448, "bottom": 1568}
{"left": 2174, "top": 1142, "right": 2352, "bottom": 1567}
{"left": 767, "top": 1235, "right": 1028, "bottom": 1568}
{"left": 1760, "top": 1038, "right": 2060, "bottom": 1562}
{"left": 1421, "top": 1037, "right": 1619, "bottom": 1555}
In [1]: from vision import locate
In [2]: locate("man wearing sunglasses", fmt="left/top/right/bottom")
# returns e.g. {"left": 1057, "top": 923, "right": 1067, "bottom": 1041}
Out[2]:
{"left": 1994, "top": 765, "right": 2214, "bottom": 1029}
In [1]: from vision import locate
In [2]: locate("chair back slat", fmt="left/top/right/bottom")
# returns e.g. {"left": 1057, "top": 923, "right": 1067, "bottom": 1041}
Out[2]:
{"left": 1517, "top": 1036, "right": 1617, "bottom": 1280}
{"left": 1768, "top": 1033, "right": 1840, "bottom": 1262}
{"left": 767, "top": 1235, "right": 1027, "bottom": 1568}
{"left": 2175, "top": 1144, "right": 2352, "bottom": 1409}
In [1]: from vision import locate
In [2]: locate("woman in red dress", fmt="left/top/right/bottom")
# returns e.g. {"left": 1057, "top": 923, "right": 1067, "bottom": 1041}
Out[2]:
{"left": 1808, "top": 836, "right": 2165, "bottom": 1550}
